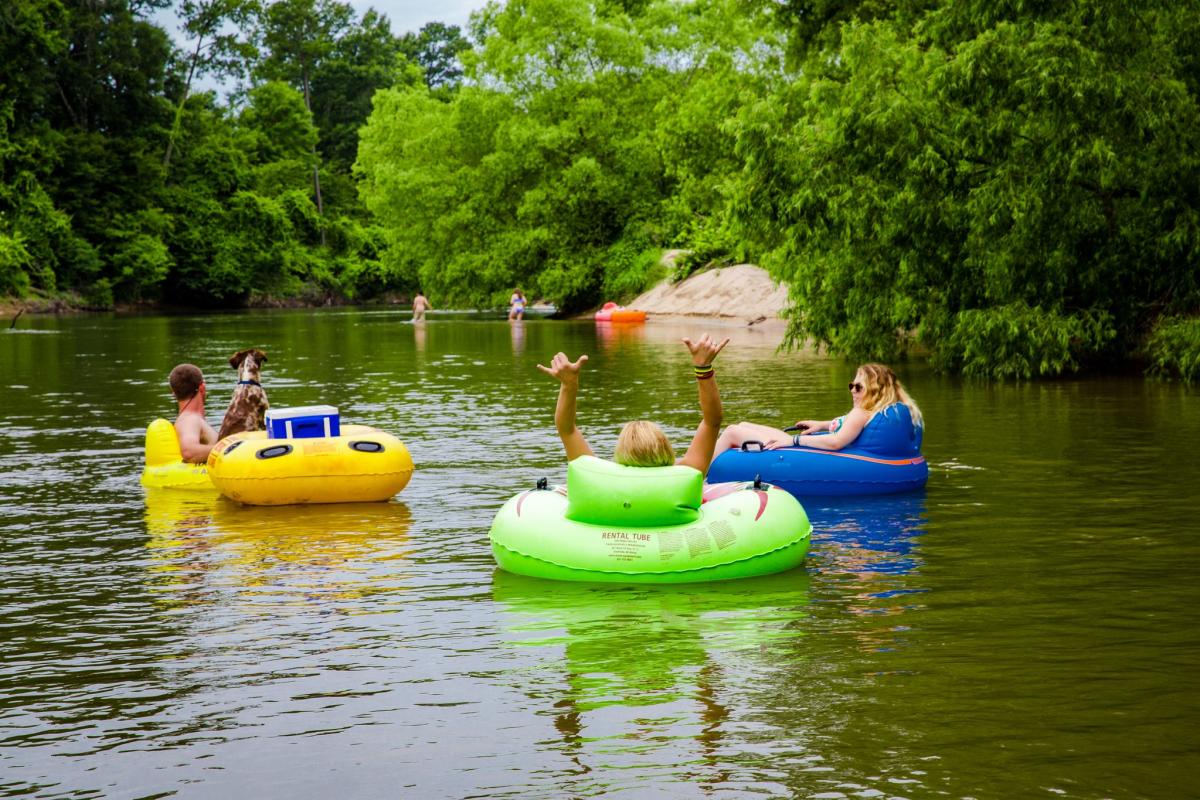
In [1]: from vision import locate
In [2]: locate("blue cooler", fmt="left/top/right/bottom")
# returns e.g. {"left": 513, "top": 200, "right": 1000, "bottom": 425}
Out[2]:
{"left": 265, "top": 405, "right": 341, "bottom": 439}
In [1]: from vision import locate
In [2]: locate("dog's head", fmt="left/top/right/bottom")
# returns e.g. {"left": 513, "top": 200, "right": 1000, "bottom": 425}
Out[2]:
{"left": 229, "top": 348, "right": 268, "bottom": 376}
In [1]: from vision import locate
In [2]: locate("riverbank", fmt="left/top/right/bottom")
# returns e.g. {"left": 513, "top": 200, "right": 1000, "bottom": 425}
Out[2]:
{"left": 1, "top": 294, "right": 94, "bottom": 317}
{"left": 5, "top": 265, "right": 791, "bottom": 327}
{"left": 0, "top": 291, "right": 411, "bottom": 319}
{"left": 623, "top": 263, "right": 791, "bottom": 332}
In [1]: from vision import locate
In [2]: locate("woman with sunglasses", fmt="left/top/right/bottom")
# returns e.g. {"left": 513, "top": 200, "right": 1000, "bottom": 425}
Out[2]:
{"left": 712, "top": 363, "right": 923, "bottom": 455}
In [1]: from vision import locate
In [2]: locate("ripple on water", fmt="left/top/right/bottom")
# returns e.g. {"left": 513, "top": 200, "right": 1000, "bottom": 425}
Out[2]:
{"left": 1, "top": 314, "right": 1198, "bottom": 799}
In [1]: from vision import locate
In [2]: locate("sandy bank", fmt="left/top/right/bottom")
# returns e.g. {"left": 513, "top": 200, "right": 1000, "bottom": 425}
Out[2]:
{"left": 1, "top": 296, "right": 90, "bottom": 317}
{"left": 626, "top": 264, "right": 790, "bottom": 330}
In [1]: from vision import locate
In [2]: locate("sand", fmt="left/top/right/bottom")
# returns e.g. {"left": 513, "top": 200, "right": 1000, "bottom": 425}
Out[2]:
{"left": 626, "top": 263, "right": 790, "bottom": 328}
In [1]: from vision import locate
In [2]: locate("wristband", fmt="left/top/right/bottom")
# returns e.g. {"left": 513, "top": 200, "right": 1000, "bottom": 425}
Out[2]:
{"left": 694, "top": 368, "right": 715, "bottom": 380}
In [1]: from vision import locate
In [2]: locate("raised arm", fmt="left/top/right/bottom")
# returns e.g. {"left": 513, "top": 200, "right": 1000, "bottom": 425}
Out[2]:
{"left": 678, "top": 334, "right": 730, "bottom": 473}
{"left": 536, "top": 352, "right": 594, "bottom": 462}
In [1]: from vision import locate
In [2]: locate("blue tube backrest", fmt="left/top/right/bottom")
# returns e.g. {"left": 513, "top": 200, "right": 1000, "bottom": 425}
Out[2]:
{"left": 854, "top": 403, "right": 923, "bottom": 457}
{"left": 565, "top": 455, "right": 703, "bottom": 527}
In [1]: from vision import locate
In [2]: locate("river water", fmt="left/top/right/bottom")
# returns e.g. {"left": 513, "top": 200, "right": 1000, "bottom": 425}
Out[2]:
{"left": 1, "top": 309, "right": 1197, "bottom": 799}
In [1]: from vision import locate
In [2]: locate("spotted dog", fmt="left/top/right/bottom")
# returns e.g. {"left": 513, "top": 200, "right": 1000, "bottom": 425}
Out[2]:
{"left": 217, "top": 348, "right": 269, "bottom": 440}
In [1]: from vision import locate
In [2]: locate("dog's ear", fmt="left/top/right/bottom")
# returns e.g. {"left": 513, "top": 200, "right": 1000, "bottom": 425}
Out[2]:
{"left": 229, "top": 349, "right": 249, "bottom": 369}
{"left": 253, "top": 349, "right": 268, "bottom": 364}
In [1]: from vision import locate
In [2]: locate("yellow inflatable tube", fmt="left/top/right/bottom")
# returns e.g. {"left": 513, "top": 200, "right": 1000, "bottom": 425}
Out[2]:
{"left": 141, "top": 418, "right": 216, "bottom": 490}
{"left": 206, "top": 425, "right": 414, "bottom": 506}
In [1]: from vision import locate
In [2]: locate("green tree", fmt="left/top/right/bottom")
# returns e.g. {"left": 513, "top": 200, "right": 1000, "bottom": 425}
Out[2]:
{"left": 398, "top": 21, "right": 471, "bottom": 91}
{"left": 240, "top": 80, "right": 318, "bottom": 196}
{"left": 1, "top": 0, "right": 398, "bottom": 306}
{"left": 732, "top": 0, "right": 1200, "bottom": 377}
{"left": 0, "top": 231, "right": 35, "bottom": 297}
{"left": 4, "top": 0, "right": 175, "bottom": 301}
{"left": 0, "top": 0, "right": 67, "bottom": 122}
{"left": 255, "top": 0, "right": 354, "bottom": 239}
{"left": 765, "top": 0, "right": 925, "bottom": 63}
{"left": 163, "top": 0, "right": 258, "bottom": 171}
{"left": 45, "top": 0, "right": 174, "bottom": 134}
{"left": 309, "top": 8, "right": 420, "bottom": 177}
{"left": 208, "top": 190, "right": 296, "bottom": 299}
{"left": 358, "top": 0, "right": 773, "bottom": 309}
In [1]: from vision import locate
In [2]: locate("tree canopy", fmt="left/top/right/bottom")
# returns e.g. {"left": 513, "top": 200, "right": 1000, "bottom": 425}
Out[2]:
{"left": 2, "top": 0, "right": 1197, "bottom": 378}
{"left": 0, "top": 0, "right": 420, "bottom": 306}
{"left": 357, "top": 0, "right": 778, "bottom": 309}
{"left": 730, "top": 0, "right": 1200, "bottom": 377}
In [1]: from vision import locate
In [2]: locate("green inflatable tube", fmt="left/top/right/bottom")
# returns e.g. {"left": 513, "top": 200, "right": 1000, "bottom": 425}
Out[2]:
{"left": 490, "top": 457, "right": 812, "bottom": 584}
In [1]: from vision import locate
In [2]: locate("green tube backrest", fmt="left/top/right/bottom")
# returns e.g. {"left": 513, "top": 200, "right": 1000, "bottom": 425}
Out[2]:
{"left": 564, "top": 455, "right": 703, "bottom": 527}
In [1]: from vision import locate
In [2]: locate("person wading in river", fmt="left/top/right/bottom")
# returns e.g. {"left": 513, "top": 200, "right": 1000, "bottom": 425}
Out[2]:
{"left": 412, "top": 290, "right": 431, "bottom": 321}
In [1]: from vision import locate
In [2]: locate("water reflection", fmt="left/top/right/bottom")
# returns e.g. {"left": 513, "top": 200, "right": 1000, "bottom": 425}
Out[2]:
{"left": 510, "top": 319, "right": 526, "bottom": 354}
{"left": 143, "top": 490, "right": 414, "bottom": 610}
{"left": 413, "top": 318, "right": 427, "bottom": 352}
{"left": 805, "top": 494, "right": 928, "bottom": 659}
{"left": 492, "top": 571, "right": 810, "bottom": 784}
{"left": 806, "top": 493, "right": 928, "bottom": 578}
{"left": 4, "top": 311, "right": 1198, "bottom": 798}
{"left": 594, "top": 320, "right": 646, "bottom": 352}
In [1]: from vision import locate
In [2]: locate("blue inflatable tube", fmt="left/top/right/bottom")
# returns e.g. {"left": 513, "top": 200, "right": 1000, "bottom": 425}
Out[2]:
{"left": 707, "top": 446, "right": 927, "bottom": 497}
{"left": 708, "top": 403, "right": 928, "bottom": 497}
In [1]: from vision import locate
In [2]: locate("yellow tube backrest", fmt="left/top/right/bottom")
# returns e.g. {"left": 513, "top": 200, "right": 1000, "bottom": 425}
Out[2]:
{"left": 145, "top": 418, "right": 183, "bottom": 466}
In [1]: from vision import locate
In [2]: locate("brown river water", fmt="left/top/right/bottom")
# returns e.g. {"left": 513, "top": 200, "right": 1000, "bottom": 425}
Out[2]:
{"left": 1, "top": 308, "right": 1197, "bottom": 798}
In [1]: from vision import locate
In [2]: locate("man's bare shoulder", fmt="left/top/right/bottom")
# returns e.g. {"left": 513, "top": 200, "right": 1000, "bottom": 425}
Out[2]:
{"left": 175, "top": 411, "right": 212, "bottom": 441}
{"left": 174, "top": 411, "right": 202, "bottom": 430}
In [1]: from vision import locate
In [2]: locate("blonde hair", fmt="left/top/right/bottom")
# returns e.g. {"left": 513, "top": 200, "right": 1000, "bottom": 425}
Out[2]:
{"left": 614, "top": 420, "right": 675, "bottom": 467}
{"left": 856, "top": 364, "right": 923, "bottom": 428}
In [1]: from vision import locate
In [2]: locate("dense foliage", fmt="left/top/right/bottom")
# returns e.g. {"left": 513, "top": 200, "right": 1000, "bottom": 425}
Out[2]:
{"left": 732, "top": 0, "right": 1200, "bottom": 377}
{"left": 356, "top": 0, "right": 775, "bottom": 310}
{"left": 3, "top": 0, "right": 1198, "bottom": 377}
{"left": 0, "top": 0, "right": 453, "bottom": 306}
{"left": 1146, "top": 317, "right": 1200, "bottom": 383}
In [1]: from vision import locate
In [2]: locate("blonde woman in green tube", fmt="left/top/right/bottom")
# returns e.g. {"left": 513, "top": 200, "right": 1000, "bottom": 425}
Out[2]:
{"left": 538, "top": 333, "right": 730, "bottom": 473}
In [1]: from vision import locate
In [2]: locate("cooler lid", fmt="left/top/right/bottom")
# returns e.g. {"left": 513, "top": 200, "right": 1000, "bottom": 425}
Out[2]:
{"left": 265, "top": 405, "right": 340, "bottom": 421}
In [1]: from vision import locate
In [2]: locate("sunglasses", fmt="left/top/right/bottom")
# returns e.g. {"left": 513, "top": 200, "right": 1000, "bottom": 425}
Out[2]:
{"left": 848, "top": 382, "right": 864, "bottom": 392}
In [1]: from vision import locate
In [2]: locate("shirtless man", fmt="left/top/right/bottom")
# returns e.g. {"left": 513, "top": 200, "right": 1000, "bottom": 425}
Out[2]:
{"left": 412, "top": 290, "right": 431, "bottom": 321}
{"left": 169, "top": 364, "right": 218, "bottom": 463}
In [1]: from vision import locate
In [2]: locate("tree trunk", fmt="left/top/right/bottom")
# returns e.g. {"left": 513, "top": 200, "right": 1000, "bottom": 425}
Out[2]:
{"left": 301, "top": 69, "right": 326, "bottom": 246}
{"left": 164, "top": 33, "right": 205, "bottom": 172}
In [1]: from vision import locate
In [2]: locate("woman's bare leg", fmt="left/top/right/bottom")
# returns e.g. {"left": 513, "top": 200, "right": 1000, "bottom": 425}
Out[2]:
{"left": 713, "top": 421, "right": 792, "bottom": 453}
